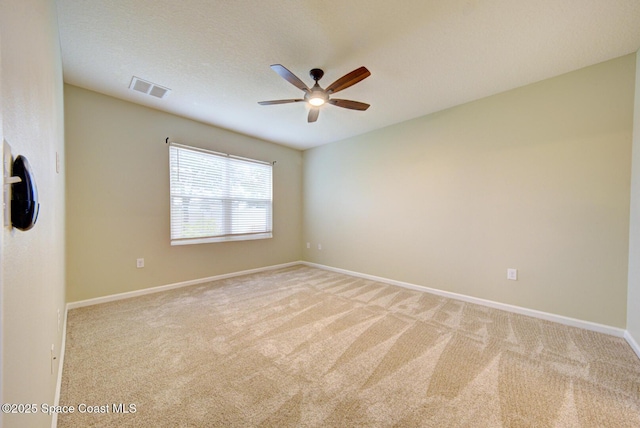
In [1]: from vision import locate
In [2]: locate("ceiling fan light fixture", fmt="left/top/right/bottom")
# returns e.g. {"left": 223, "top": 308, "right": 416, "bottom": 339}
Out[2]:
{"left": 259, "top": 64, "right": 370, "bottom": 123}
{"left": 308, "top": 96, "right": 325, "bottom": 107}
{"left": 307, "top": 83, "right": 328, "bottom": 107}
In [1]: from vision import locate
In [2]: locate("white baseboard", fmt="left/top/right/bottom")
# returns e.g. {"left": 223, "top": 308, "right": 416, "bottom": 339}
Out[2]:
{"left": 302, "top": 261, "right": 627, "bottom": 339}
{"left": 64, "top": 259, "right": 637, "bottom": 353}
{"left": 52, "top": 303, "right": 68, "bottom": 428}
{"left": 67, "top": 261, "right": 301, "bottom": 309}
{"left": 625, "top": 330, "right": 640, "bottom": 359}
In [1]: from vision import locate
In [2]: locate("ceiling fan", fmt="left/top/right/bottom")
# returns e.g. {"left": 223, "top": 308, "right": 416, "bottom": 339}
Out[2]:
{"left": 258, "top": 64, "right": 371, "bottom": 123}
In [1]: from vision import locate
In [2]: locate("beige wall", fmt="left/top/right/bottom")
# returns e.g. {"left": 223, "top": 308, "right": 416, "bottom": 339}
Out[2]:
{"left": 628, "top": 50, "right": 640, "bottom": 343}
{"left": 65, "top": 85, "right": 302, "bottom": 302}
{"left": 1, "top": 0, "right": 66, "bottom": 426}
{"left": 304, "top": 54, "right": 635, "bottom": 328}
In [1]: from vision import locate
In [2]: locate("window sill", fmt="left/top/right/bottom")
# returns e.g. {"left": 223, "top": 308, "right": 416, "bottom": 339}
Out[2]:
{"left": 171, "top": 233, "right": 273, "bottom": 246}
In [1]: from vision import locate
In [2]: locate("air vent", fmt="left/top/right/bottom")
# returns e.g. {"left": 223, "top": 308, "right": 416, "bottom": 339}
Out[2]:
{"left": 129, "top": 76, "right": 171, "bottom": 99}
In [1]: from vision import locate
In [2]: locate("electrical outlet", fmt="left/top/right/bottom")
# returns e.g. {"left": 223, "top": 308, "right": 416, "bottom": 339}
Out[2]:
{"left": 306, "top": 242, "right": 310, "bottom": 249}
{"left": 136, "top": 258, "right": 144, "bottom": 268}
{"left": 507, "top": 268, "right": 518, "bottom": 281}
{"left": 318, "top": 244, "right": 322, "bottom": 250}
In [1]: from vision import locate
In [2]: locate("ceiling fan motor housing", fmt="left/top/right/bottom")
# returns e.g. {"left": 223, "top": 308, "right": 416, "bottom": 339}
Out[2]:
{"left": 306, "top": 81, "right": 328, "bottom": 106}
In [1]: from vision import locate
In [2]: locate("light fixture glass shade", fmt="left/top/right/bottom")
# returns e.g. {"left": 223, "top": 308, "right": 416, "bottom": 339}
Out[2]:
{"left": 309, "top": 97, "right": 325, "bottom": 106}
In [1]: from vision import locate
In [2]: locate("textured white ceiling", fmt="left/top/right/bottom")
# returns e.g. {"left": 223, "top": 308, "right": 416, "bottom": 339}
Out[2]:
{"left": 56, "top": 0, "right": 640, "bottom": 150}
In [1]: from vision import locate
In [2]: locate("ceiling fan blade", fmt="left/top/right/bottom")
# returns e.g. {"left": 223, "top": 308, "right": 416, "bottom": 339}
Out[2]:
{"left": 325, "top": 66, "right": 371, "bottom": 94}
{"left": 270, "top": 64, "right": 310, "bottom": 93}
{"left": 308, "top": 108, "right": 319, "bottom": 123}
{"left": 258, "top": 99, "right": 304, "bottom": 105}
{"left": 329, "top": 99, "right": 370, "bottom": 111}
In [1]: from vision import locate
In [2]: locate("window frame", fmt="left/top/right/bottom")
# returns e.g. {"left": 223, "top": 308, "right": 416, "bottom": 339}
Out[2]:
{"left": 169, "top": 143, "right": 273, "bottom": 246}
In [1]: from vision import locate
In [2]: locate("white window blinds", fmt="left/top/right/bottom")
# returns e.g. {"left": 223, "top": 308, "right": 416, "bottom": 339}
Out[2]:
{"left": 169, "top": 143, "right": 273, "bottom": 245}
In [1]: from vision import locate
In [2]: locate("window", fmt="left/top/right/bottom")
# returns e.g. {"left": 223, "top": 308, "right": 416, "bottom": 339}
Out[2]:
{"left": 169, "top": 143, "right": 272, "bottom": 245}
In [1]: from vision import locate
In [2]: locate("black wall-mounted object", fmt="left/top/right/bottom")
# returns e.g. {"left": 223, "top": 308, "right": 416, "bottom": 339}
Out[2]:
{"left": 11, "top": 155, "right": 39, "bottom": 231}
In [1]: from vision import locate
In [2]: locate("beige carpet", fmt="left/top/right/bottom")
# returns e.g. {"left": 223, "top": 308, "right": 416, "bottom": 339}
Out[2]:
{"left": 58, "top": 265, "right": 640, "bottom": 427}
